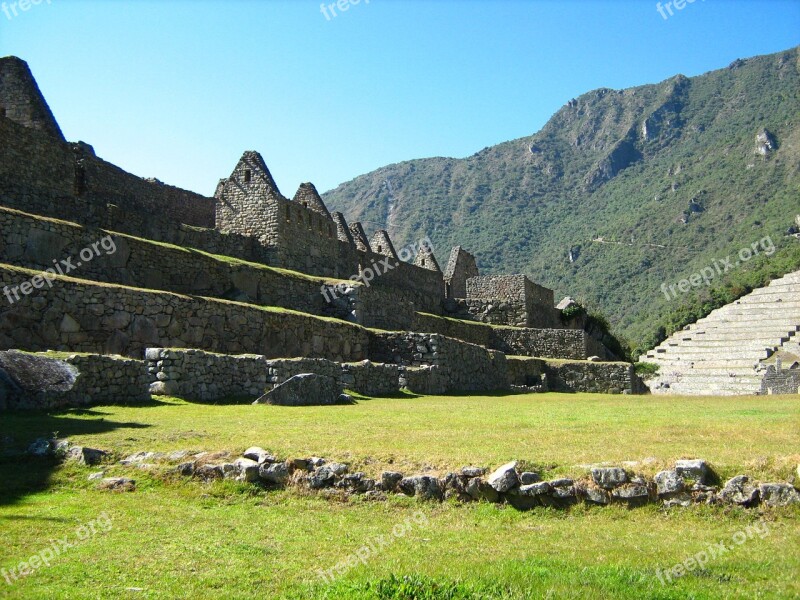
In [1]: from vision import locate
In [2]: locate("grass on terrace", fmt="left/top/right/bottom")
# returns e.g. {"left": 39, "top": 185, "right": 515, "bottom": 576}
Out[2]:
{"left": 1, "top": 392, "right": 798, "bottom": 599}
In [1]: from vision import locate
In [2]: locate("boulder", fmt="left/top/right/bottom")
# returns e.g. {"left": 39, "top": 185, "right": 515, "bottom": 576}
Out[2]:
{"left": 380, "top": 471, "right": 404, "bottom": 492}
{"left": 507, "top": 483, "right": 548, "bottom": 510}
{"left": 465, "top": 477, "right": 500, "bottom": 502}
{"left": 253, "top": 374, "right": 344, "bottom": 407}
{"left": 67, "top": 446, "right": 108, "bottom": 466}
{"left": 519, "top": 472, "right": 541, "bottom": 485}
{"left": 720, "top": 475, "right": 759, "bottom": 506}
{"left": 336, "top": 473, "right": 374, "bottom": 493}
{"left": 487, "top": 461, "right": 519, "bottom": 493}
{"left": 120, "top": 451, "right": 158, "bottom": 465}
{"left": 398, "top": 476, "right": 443, "bottom": 501}
{"left": 309, "top": 466, "right": 336, "bottom": 489}
{"left": 611, "top": 483, "right": 650, "bottom": 504}
{"left": 582, "top": 485, "right": 611, "bottom": 505}
{"left": 232, "top": 458, "right": 260, "bottom": 483}
{"left": 327, "top": 462, "right": 349, "bottom": 476}
{"left": 194, "top": 464, "right": 224, "bottom": 481}
{"left": 0, "top": 351, "right": 78, "bottom": 410}
{"left": 259, "top": 461, "right": 289, "bottom": 485}
{"left": 675, "top": 459, "right": 710, "bottom": 484}
{"left": 461, "top": 466, "right": 485, "bottom": 478}
{"left": 98, "top": 477, "right": 135, "bottom": 492}
{"left": 654, "top": 470, "right": 684, "bottom": 496}
{"left": 517, "top": 481, "right": 551, "bottom": 496}
{"left": 26, "top": 437, "right": 54, "bottom": 457}
{"left": 243, "top": 446, "right": 274, "bottom": 463}
{"left": 758, "top": 483, "right": 800, "bottom": 507}
{"left": 591, "top": 467, "right": 628, "bottom": 490}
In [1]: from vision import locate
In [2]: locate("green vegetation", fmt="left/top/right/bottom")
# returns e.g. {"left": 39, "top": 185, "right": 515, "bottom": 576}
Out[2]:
{"left": 634, "top": 362, "right": 660, "bottom": 377}
{"left": 324, "top": 46, "right": 800, "bottom": 355}
{"left": 0, "top": 394, "right": 798, "bottom": 599}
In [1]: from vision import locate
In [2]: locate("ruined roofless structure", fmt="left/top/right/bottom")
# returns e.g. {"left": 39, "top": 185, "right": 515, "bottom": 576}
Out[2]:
{"left": 0, "top": 56, "right": 641, "bottom": 409}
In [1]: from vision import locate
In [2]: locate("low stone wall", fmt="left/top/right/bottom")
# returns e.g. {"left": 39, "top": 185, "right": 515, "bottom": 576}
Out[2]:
{"left": 412, "top": 313, "right": 593, "bottom": 361}
{"left": 342, "top": 361, "right": 400, "bottom": 396}
{"left": 368, "top": 332, "right": 509, "bottom": 393}
{"left": 146, "top": 349, "right": 269, "bottom": 401}
{"left": 0, "top": 350, "right": 150, "bottom": 410}
{"left": 164, "top": 450, "right": 800, "bottom": 511}
{"left": 146, "top": 350, "right": 401, "bottom": 401}
{"left": 544, "top": 360, "right": 640, "bottom": 395}
{"left": 0, "top": 265, "right": 369, "bottom": 361}
{"left": 505, "top": 357, "right": 548, "bottom": 389}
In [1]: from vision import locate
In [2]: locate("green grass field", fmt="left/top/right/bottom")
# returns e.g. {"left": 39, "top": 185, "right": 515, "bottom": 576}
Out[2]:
{"left": 1, "top": 392, "right": 798, "bottom": 599}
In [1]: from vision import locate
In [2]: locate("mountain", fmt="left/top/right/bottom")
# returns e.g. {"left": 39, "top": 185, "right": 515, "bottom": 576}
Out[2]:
{"left": 323, "top": 46, "right": 800, "bottom": 354}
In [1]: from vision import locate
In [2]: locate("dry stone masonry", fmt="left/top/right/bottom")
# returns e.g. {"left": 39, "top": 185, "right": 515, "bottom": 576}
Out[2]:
{"left": 0, "top": 56, "right": 645, "bottom": 409}
{"left": 641, "top": 269, "right": 800, "bottom": 395}
{"left": 25, "top": 440, "right": 797, "bottom": 511}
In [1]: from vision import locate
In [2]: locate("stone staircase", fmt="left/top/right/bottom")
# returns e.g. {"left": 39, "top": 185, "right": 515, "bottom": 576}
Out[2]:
{"left": 639, "top": 270, "right": 800, "bottom": 395}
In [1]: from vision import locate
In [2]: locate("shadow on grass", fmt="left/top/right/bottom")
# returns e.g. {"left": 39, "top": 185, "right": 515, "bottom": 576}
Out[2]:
{"left": 0, "top": 409, "right": 152, "bottom": 507}
{"left": 177, "top": 395, "right": 258, "bottom": 406}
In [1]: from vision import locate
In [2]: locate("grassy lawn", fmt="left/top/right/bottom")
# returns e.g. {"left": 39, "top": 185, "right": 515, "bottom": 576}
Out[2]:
{"left": 1, "top": 392, "right": 798, "bottom": 599}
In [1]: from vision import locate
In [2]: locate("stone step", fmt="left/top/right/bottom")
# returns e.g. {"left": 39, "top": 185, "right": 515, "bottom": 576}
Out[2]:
{"left": 645, "top": 365, "right": 761, "bottom": 373}
{"left": 693, "top": 321, "right": 800, "bottom": 330}
{"left": 644, "top": 359, "right": 760, "bottom": 369}
{"left": 662, "top": 332, "right": 793, "bottom": 343}
{"left": 651, "top": 343, "right": 776, "bottom": 353}
{"left": 647, "top": 351, "right": 772, "bottom": 362}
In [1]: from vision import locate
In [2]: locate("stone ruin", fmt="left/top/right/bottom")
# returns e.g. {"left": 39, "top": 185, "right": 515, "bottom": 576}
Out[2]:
{"left": 0, "top": 56, "right": 644, "bottom": 409}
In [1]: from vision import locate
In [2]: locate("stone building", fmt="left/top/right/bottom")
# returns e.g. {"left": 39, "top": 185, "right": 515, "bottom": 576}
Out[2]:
{"left": 444, "top": 246, "right": 479, "bottom": 299}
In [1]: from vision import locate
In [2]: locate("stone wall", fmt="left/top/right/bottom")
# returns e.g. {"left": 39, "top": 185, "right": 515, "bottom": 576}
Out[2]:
{"left": 505, "top": 357, "right": 548, "bottom": 389}
{"left": 0, "top": 265, "right": 369, "bottom": 361}
{"left": 0, "top": 350, "right": 150, "bottom": 410}
{"left": 544, "top": 360, "right": 639, "bottom": 394}
{"left": 0, "top": 206, "right": 344, "bottom": 315}
{"left": 465, "top": 275, "right": 559, "bottom": 328}
{"left": 759, "top": 362, "right": 800, "bottom": 394}
{"left": 145, "top": 350, "right": 400, "bottom": 401}
{"left": 443, "top": 246, "right": 479, "bottom": 299}
{"left": 411, "top": 313, "right": 595, "bottom": 360}
{"left": 411, "top": 313, "right": 495, "bottom": 347}
{"left": 491, "top": 327, "right": 588, "bottom": 360}
{"left": 368, "top": 332, "right": 509, "bottom": 393}
{"left": 0, "top": 114, "right": 215, "bottom": 231}
{"left": 0, "top": 57, "right": 64, "bottom": 140}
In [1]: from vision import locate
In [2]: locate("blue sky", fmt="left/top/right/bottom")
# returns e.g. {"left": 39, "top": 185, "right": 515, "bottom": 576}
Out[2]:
{"left": 1, "top": 0, "right": 798, "bottom": 197}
